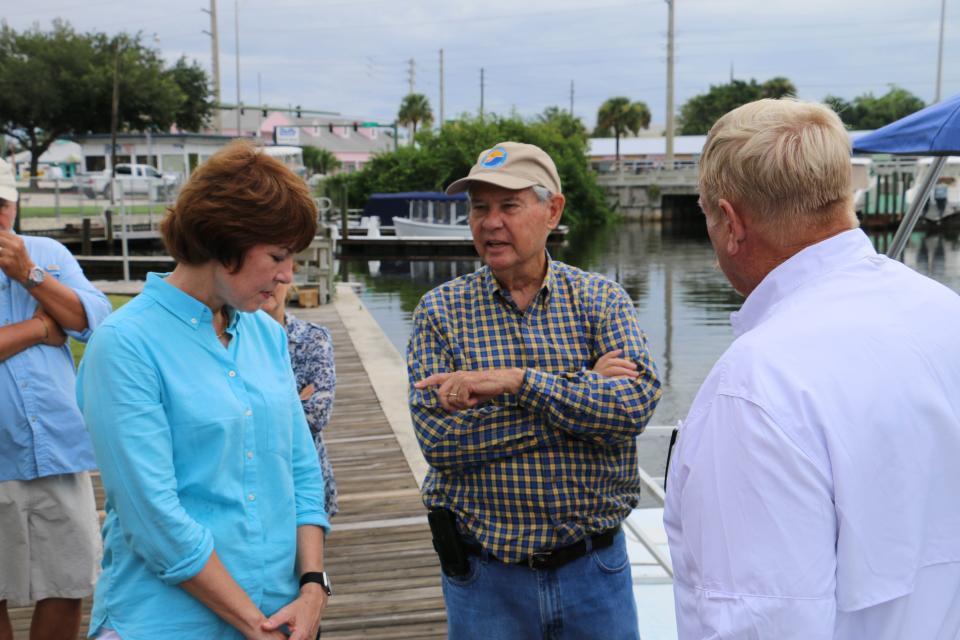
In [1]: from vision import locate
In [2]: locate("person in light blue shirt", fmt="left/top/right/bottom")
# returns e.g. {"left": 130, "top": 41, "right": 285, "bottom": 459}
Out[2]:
{"left": 0, "top": 158, "right": 112, "bottom": 640}
{"left": 77, "top": 141, "right": 331, "bottom": 640}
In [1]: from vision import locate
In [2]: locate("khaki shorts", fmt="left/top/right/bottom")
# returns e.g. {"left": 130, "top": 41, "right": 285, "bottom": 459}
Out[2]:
{"left": 0, "top": 472, "right": 101, "bottom": 607}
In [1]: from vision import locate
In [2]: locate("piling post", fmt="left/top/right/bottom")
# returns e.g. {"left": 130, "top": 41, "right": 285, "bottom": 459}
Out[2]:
{"left": 104, "top": 209, "right": 114, "bottom": 255}
{"left": 82, "top": 218, "right": 91, "bottom": 256}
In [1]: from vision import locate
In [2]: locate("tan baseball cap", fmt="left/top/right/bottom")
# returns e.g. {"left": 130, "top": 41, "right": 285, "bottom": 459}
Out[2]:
{"left": 445, "top": 141, "right": 562, "bottom": 196}
{"left": 0, "top": 159, "right": 18, "bottom": 202}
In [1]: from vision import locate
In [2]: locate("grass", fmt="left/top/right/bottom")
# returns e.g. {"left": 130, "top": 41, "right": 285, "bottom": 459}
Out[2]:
{"left": 21, "top": 205, "right": 166, "bottom": 218}
{"left": 70, "top": 294, "right": 132, "bottom": 367}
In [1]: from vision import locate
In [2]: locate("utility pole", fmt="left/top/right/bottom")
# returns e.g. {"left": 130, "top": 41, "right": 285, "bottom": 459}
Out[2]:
{"left": 234, "top": 0, "right": 241, "bottom": 135}
{"left": 439, "top": 49, "right": 445, "bottom": 128}
{"left": 110, "top": 39, "right": 120, "bottom": 204}
{"left": 202, "top": 0, "right": 221, "bottom": 132}
{"left": 569, "top": 80, "right": 575, "bottom": 115}
{"left": 935, "top": 0, "right": 946, "bottom": 102}
{"left": 480, "top": 67, "right": 485, "bottom": 121}
{"left": 407, "top": 58, "right": 415, "bottom": 95}
{"left": 665, "top": 0, "right": 675, "bottom": 170}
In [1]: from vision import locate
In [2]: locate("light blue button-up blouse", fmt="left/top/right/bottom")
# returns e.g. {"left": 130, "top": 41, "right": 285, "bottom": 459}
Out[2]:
{"left": 77, "top": 272, "right": 329, "bottom": 638}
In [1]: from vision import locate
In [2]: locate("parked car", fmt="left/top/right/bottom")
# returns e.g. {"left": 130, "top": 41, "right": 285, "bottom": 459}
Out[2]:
{"left": 80, "top": 164, "right": 179, "bottom": 200}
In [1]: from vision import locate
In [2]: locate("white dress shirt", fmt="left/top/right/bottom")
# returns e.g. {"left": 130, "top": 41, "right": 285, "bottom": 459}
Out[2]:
{"left": 664, "top": 229, "right": 960, "bottom": 639}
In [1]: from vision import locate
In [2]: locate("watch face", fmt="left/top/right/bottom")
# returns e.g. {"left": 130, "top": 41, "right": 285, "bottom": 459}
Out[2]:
{"left": 26, "top": 267, "right": 46, "bottom": 289}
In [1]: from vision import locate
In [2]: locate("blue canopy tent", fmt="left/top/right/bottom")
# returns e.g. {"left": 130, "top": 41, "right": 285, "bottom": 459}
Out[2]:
{"left": 852, "top": 92, "right": 960, "bottom": 259}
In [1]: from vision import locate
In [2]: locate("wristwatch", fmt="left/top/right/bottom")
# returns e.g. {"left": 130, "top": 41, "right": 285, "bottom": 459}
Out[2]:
{"left": 299, "top": 571, "right": 332, "bottom": 596}
{"left": 23, "top": 266, "right": 46, "bottom": 290}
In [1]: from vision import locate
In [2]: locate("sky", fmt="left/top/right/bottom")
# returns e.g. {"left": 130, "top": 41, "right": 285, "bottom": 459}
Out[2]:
{"left": 6, "top": 0, "right": 959, "bottom": 132}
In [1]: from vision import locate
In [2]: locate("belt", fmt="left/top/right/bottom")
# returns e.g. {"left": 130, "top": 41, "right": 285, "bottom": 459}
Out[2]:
{"left": 463, "top": 527, "right": 619, "bottom": 570}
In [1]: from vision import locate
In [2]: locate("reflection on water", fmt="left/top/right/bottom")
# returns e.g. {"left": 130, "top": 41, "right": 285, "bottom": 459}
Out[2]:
{"left": 342, "top": 223, "right": 960, "bottom": 425}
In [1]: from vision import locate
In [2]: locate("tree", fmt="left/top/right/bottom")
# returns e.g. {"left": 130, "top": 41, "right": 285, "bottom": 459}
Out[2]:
{"left": 537, "top": 106, "right": 588, "bottom": 143}
{"left": 169, "top": 56, "right": 213, "bottom": 132}
{"left": 303, "top": 146, "right": 341, "bottom": 175}
{"left": 397, "top": 93, "right": 434, "bottom": 143}
{"left": 0, "top": 21, "right": 212, "bottom": 183}
{"left": 677, "top": 76, "right": 797, "bottom": 135}
{"left": 327, "top": 111, "right": 611, "bottom": 230}
{"left": 761, "top": 76, "right": 796, "bottom": 99}
{"left": 824, "top": 87, "right": 924, "bottom": 130}
{"left": 594, "top": 97, "right": 651, "bottom": 166}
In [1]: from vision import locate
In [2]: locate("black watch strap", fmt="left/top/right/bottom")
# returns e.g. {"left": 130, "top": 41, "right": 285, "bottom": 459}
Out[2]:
{"left": 299, "top": 571, "right": 332, "bottom": 596}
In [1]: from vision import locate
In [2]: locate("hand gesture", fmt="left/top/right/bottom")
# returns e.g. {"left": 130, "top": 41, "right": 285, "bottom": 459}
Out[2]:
{"left": 34, "top": 308, "right": 67, "bottom": 347}
{"left": 592, "top": 349, "right": 639, "bottom": 380}
{"left": 261, "top": 588, "right": 326, "bottom": 640}
{"left": 0, "top": 230, "right": 33, "bottom": 284}
{"left": 414, "top": 368, "right": 524, "bottom": 412}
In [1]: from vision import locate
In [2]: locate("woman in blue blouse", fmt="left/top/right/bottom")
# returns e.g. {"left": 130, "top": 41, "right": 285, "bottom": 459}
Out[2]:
{"left": 263, "top": 282, "right": 338, "bottom": 517}
{"left": 77, "top": 141, "right": 330, "bottom": 640}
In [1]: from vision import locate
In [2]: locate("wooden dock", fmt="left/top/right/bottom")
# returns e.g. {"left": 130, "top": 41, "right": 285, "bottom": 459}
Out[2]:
{"left": 9, "top": 289, "right": 445, "bottom": 639}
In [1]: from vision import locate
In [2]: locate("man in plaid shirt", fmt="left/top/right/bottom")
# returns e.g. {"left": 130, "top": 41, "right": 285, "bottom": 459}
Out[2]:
{"left": 407, "top": 141, "right": 661, "bottom": 639}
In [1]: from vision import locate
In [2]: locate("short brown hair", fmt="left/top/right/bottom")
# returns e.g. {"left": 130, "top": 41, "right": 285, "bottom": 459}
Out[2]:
{"left": 161, "top": 140, "right": 317, "bottom": 270}
{"left": 699, "top": 98, "right": 854, "bottom": 240}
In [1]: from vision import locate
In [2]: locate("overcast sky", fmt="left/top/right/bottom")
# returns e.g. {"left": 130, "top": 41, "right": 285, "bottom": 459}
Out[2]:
{"left": 7, "top": 0, "right": 959, "bottom": 131}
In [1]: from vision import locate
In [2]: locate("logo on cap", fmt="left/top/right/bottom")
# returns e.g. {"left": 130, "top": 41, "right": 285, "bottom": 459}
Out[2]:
{"left": 480, "top": 146, "right": 508, "bottom": 169}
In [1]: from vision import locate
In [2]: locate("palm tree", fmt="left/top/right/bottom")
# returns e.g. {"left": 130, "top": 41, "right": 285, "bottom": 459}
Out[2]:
{"left": 303, "top": 146, "right": 341, "bottom": 175}
{"left": 397, "top": 93, "right": 434, "bottom": 145}
{"left": 761, "top": 76, "right": 796, "bottom": 99}
{"left": 595, "top": 97, "right": 651, "bottom": 167}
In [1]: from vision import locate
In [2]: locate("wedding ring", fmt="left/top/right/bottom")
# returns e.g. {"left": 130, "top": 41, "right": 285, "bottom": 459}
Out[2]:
{"left": 447, "top": 392, "right": 459, "bottom": 398}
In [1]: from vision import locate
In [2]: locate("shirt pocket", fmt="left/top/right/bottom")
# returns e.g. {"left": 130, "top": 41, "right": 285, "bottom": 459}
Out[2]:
{"left": 257, "top": 379, "right": 296, "bottom": 459}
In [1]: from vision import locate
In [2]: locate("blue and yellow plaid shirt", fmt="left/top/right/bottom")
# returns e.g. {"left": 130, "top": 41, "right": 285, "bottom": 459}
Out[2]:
{"left": 407, "top": 259, "right": 661, "bottom": 563}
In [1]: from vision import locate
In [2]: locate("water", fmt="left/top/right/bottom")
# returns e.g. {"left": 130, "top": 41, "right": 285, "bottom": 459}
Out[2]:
{"left": 340, "top": 222, "right": 960, "bottom": 426}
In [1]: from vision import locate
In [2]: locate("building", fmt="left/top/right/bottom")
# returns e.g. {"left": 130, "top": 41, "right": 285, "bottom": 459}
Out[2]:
{"left": 210, "top": 108, "right": 395, "bottom": 174}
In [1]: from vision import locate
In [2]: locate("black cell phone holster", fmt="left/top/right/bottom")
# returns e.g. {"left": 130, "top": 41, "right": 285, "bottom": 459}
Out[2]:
{"left": 427, "top": 508, "right": 470, "bottom": 577}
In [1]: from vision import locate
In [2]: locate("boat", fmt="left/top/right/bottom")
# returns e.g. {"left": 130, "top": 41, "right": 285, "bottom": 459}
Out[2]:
{"left": 851, "top": 157, "right": 874, "bottom": 214}
{"left": 904, "top": 156, "right": 960, "bottom": 222}
{"left": 362, "top": 191, "right": 470, "bottom": 238}
{"left": 392, "top": 215, "right": 472, "bottom": 238}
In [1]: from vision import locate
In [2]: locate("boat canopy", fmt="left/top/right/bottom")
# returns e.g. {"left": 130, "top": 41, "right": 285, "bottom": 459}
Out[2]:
{"left": 363, "top": 192, "right": 468, "bottom": 226}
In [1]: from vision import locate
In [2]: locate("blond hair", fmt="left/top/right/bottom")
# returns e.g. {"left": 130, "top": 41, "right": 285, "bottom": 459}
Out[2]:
{"left": 698, "top": 98, "right": 854, "bottom": 239}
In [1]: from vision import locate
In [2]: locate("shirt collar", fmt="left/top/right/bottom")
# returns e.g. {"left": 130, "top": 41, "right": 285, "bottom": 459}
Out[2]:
{"left": 730, "top": 228, "right": 877, "bottom": 337}
{"left": 142, "top": 272, "right": 237, "bottom": 333}
{"left": 482, "top": 251, "right": 556, "bottom": 304}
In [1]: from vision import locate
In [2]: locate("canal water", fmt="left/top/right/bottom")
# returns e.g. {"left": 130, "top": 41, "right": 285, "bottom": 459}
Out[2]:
{"left": 340, "top": 222, "right": 960, "bottom": 427}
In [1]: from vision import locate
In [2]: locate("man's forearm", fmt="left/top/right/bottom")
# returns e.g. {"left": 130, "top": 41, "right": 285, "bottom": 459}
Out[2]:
{"left": 28, "top": 277, "right": 88, "bottom": 332}
{"left": 0, "top": 318, "right": 47, "bottom": 361}
{"left": 519, "top": 367, "right": 661, "bottom": 444}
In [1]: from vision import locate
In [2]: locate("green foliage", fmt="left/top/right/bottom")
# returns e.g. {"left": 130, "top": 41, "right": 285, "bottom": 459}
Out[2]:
{"left": 169, "top": 56, "right": 213, "bottom": 132}
{"left": 595, "top": 97, "right": 651, "bottom": 163}
{"left": 537, "top": 106, "right": 588, "bottom": 141}
{"left": 823, "top": 87, "right": 925, "bottom": 130}
{"left": 302, "top": 146, "right": 341, "bottom": 174}
{"left": 397, "top": 93, "right": 434, "bottom": 141}
{"left": 328, "top": 112, "right": 610, "bottom": 229}
{"left": 677, "top": 77, "right": 796, "bottom": 135}
{"left": 0, "top": 21, "right": 212, "bottom": 181}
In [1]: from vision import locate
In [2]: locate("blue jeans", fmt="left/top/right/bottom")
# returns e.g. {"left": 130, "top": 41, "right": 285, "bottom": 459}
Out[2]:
{"left": 441, "top": 530, "right": 640, "bottom": 640}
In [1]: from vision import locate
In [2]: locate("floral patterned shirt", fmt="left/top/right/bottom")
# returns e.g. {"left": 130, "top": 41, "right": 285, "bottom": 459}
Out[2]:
{"left": 285, "top": 312, "right": 338, "bottom": 516}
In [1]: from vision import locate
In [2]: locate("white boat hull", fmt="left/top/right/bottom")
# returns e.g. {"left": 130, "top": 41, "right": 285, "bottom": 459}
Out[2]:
{"left": 392, "top": 216, "right": 473, "bottom": 239}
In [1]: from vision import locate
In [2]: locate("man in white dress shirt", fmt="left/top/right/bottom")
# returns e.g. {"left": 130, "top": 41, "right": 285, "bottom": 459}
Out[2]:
{"left": 664, "top": 98, "right": 960, "bottom": 639}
